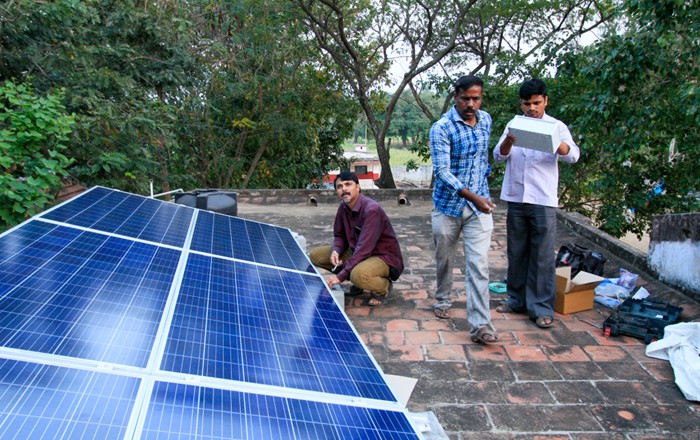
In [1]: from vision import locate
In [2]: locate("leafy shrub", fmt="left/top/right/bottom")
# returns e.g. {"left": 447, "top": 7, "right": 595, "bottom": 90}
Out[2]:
{"left": 0, "top": 80, "right": 74, "bottom": 229}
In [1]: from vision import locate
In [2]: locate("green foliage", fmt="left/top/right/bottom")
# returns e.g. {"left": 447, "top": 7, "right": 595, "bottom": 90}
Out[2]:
{"left": 168, "top": 0, "right": 357, "bottom": 190}
{"left": 385, "top": 91, "right": 443, "bottom": 147}
{"left": 0, "top": 0, "right": 355, "bottom": 195}
{"left": 3, "top": 0, "right": 693, "bottom": 245}
{"left": 556, "top": 0, "right": 700, "bottom": 237}
{"left": 0, "top": 0, "right": 194, "bottom": 194}
{"left": 0, "top": 81, "right": 74, "bottom": 228}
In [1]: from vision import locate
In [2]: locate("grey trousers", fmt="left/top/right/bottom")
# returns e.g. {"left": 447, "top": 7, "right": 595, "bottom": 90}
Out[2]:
{"left": 432, "top": 206, "right": 493, "bottom": 336}
{"left": 505, "top": 202, "right": 557, "bottom": 318}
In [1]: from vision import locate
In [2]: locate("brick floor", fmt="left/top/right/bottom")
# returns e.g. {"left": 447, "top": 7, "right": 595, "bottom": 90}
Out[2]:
{"left": 239, "top": 200, "right": 700, "bottom": 439}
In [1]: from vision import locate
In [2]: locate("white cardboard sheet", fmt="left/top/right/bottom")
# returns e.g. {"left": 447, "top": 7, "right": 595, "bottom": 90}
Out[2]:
{"left": 509, "top": 115, "right": 560, "bottom": 153}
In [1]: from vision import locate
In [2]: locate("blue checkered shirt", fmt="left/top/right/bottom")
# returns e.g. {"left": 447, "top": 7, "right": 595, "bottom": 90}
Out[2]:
{"left": 430, "top": 106, "right": 493, "bottom": 217}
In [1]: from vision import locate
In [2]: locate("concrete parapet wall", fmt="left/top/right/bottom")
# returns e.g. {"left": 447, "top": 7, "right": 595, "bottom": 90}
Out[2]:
{"left": 234, "top": 188, "right": 435, "bottom": 205}
{"left": 648, "top": 213, "right": 700, "bottom": 298}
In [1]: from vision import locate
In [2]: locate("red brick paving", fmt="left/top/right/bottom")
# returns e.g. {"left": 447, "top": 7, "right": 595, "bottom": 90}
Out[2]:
{"left": 583, "top": 345, "right": 630, "bottom": 362}
{"left": 465, "top": 345, "right": 508, "bottom": 362}
{"left": 425, "top": 344, "right": 468, "bottom": 361}
{"left": 543, "top": 345, "right": 590, "bottom": 362}
{"left": 504, "top": 345, "right": 548, "bottom": 362}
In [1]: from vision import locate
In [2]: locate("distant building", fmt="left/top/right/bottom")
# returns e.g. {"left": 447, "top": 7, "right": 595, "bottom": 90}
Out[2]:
{"left": 324, "top": 145, "right": 381, "bottom": 189}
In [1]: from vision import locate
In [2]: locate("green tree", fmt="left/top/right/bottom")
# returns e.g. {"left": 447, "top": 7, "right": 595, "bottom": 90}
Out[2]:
{"left": 0, "top": 81, "right": 74, "bottom": 229}
{"left": 448, "top": 0, "right": 616, "bottom": 84}
{"left": 295, "top": 0, "right": 614, "bottom": 188}
{"left": 556, "top": 0, "right": 700, "bottom": 238}
{"left": 0, "top": 0, "right": 355, "bottom": 194}
{"left": 386, "top": 91, "right": 442, "bottom": 148}
{"left": 0, "top": 0, "right": 197, "bottom": 194}
{"left": 170, "top": 0, "right": 357, "bottom": 189}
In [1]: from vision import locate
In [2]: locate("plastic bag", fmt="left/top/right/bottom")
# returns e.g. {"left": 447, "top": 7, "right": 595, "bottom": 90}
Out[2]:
{"left": 632, "top": 286, "right": 650, "bottom": 300}
{"left": 617, "top": 268, "right": 638, "bottom": 290}
{"left": 594, "top": 280, "right": 631, "bottom": 307}
{"left": 594, "top": 295, "right": 626, "bottom": 308}
{"left": 595, "top": 280, "right": 631, "bottom": 298}
{"left": 594, "top": 269, "right": 639, "bottom": 308}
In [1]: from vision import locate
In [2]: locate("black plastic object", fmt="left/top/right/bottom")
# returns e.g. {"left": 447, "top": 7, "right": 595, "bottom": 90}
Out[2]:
{"left": 174, "top": 189, "right": 238, "bottom": 216}
{"left": 555, "top": 243, "right": 607, "bottom": 277}
{"left": 602, "top": 298, "right": 683, "bottom": 343}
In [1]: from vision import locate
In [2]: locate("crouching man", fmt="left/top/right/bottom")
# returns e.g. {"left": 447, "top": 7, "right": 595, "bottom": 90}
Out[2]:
{"left": 309, "top": 171, "right": 404, "bottom": 307}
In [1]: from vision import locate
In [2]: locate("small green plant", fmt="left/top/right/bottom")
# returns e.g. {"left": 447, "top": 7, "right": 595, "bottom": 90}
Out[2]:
{"left": 0, "top": 80, "right": 74, "bottom": 229}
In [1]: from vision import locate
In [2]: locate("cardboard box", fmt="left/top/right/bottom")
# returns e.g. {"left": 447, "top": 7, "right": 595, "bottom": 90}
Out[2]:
{"left": 555, "top": 266, "right": 605, "bottom": 314}
{"left": 508, "top": 115, "right": 560, "bottom": 153}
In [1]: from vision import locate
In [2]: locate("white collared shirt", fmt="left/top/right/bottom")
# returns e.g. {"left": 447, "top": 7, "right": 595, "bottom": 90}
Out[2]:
{"left": 493, "top": 112, "right": 580, "bottom": 207}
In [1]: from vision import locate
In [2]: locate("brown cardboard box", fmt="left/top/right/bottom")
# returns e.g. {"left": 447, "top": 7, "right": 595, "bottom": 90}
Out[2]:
{"left": 555, "top": 266, "right": 605, "bottom": 314}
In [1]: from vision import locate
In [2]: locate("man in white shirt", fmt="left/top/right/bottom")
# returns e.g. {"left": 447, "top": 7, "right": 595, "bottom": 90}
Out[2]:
{"left": 492, "top": 78, "right": 580, "bottom": 328}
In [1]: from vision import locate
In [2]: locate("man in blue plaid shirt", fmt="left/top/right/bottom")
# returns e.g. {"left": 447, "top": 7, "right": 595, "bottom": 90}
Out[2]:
{"left": 429, "top": 75, "right": 498, "bottom": 344}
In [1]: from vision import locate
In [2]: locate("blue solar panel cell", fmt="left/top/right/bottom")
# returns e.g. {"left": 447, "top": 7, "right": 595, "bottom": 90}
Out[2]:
{"left": 191, "top": 211, "right": 245, "bottom": 261}
{"left": 41, "top": 187, "right": 193, "bottom": 247}
{"left": 130, "top": 198, "right": 194, "bottom": 247}
{"left": 141, "top": 381, "right": 420, "bottom": 440}
{"left": 0, "top": 358, "right": 140, "bottom": 440}
{"left": 92, "top": 190, "right": 149, "bottom": 231}
{"left": 0, "top": 227, "right": 178, "bottom": 367}
{"left": 0, "top": 222, "right": 77, "bottom": 296}
{"left": 40, "top": 186, "right": 111, "bottom": 224}
{"left": 161, "top": 254, "right": 398, "bottom": 403}
{"left": 190, "top": 211, "right": 313, "bottom": 273}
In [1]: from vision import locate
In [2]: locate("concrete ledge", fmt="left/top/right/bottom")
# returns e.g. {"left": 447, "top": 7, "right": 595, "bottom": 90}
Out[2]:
{"left": 234, "top": 188, "right": 435, "bottom": 205}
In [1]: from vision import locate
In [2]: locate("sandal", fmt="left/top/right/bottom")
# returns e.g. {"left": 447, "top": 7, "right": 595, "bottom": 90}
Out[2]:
{"left": 434, "top": 308, "right": 450, "bottom": 319}
{"left": 471, "top": 326, "right": 499, "bottom": 344}
{"left": 496, "top": 302, "right": 524, "bottom": 314}
{"left": 363, "top": 293, "right": 387, "bottom": 307}
{"left": 535, "top": 316, "right": 554, "bottom": 328}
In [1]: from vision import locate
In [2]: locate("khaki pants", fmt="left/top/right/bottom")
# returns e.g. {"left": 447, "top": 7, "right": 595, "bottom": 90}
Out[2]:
{"left": 309, "top": 245, "right": 391, "bottom": 295}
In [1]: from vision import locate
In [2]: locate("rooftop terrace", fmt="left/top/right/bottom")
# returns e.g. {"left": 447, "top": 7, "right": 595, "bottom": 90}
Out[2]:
{"left": 237, "top": 191, "right": 699, "bottom": 439}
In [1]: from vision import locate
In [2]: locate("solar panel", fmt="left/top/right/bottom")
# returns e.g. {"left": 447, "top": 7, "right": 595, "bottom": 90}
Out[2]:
{"left": 0, "top": 358, "right": 141, "bottom": 440}
{"left": 190, "top": 211, "right": 314, "bottom": 273}
{"left": 0, "top": 187, "right": 421, "bottom": 439}
{"left": 140, "top": 381, "right": 421, "bottom": 439}
{"left": 41, "top": 186, "right": 193, "bottom": 247}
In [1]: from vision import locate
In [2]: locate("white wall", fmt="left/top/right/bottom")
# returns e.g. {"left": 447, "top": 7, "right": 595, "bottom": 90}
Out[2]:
{"left": 390, "top": 165, "right": 432, "bottom": 187}
{"left": 648, "top": 213, "right": 700, "bottom": 295}
{"left": 648, "top": 241, "right": 700, "bottom": 294}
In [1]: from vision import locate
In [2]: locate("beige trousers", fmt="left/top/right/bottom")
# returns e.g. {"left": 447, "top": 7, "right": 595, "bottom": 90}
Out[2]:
{"left": 309, "top": 245, "right": 391, "bottom": 295}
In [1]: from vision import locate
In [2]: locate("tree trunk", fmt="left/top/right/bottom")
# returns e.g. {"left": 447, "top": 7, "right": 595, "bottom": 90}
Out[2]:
{"left": 242, "top": 140, "right": 267, "bottom": 188}
{"left": 155, "top": 83, "right": 171, "bottom": 199}
{"left": 374, "top": 136, "right": 396, "bottom": 188}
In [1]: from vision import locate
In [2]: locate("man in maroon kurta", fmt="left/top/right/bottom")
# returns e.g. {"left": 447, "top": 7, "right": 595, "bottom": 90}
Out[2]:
{"left": 309, "top": 171, "right": 404, "bottom": 306}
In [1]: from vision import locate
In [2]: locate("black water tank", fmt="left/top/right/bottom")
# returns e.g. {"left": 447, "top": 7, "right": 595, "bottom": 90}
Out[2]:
{"left": 174, "top": 190, "right": 238, "bottom": 216}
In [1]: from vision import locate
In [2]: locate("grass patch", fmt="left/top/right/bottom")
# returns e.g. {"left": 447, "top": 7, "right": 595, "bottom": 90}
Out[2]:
{"left": 343, "top": 141, "right": 431, "bottom": 167}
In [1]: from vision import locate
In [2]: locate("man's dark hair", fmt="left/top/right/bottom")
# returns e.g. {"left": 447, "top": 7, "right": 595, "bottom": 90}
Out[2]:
{"left": 519, "top": 78, "right": 548, "bottom": 100}
{"left": 453, "top": 75, "right": 484, "bottom": 94}
{"left": 334, "top": 170, "right": 359, "bottom": 186}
